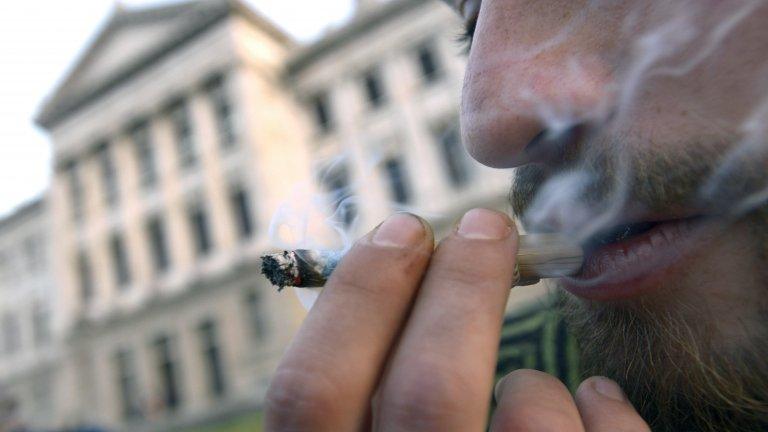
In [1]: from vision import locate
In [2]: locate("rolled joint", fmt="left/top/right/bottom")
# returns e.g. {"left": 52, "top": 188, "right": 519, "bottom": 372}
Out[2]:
{"left": 261, "top": 234, "right": 583, "bottom": 290}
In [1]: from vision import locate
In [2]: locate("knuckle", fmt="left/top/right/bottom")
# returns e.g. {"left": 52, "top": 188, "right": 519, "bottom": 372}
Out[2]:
{"left": 430, "top": 249, "right": 496, "bottom": 286}
{"left": 332, "top": 245, "right": 427, "bottom": 296}
{"left": 265, "top": 367, "right": 339, "bottom": 429}
{"left": 330, "top": 265, "right": 382, "bottom": 295}
{"left": 378, "top": 362, "right": 468, "bottom": 429}
{"left": 429, "top": 238, "right": 512, "bottom": 285}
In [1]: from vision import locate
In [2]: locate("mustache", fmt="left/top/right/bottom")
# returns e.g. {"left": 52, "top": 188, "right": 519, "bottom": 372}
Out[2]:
{"left": 509, "top": 132, "right": 768, "bottom": 233}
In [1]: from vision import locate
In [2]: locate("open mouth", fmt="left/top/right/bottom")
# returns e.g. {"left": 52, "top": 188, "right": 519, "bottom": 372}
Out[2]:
{"left": 564, "top": 215, "right": 708, "bottom": 300}
{"left": 581, "top": 215, "right": 707, "bottom": 255}
{"left": 582, "top": 220, "right": 664, "bottom": 253}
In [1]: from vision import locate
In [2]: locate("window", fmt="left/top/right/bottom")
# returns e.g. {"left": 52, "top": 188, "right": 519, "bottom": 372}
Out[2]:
{"left": 230, "top": 184, "right": 254, "bottom": 241}
{"left": 169, "top": 100, "right": 196, "bottom": 168}
{"left": 0, "top": 251, "right": 7, "bottom": 286}
{"left": 30, "top": 373, "right": 53, "bottom": 418}
{"left": 114, "top": 349, "right": 142, "bottom": 420}
{"left": 77, "top": 251, "right": 94, "bottom": 306}
{"left": 189, "top": 203, "right": 213, "bottom": 257}
{"left": 311, "top": 93, "right": 333, "bottom": 134}
{"left": 435, "top": 123, "right": 471, "bottom": 188}
{"left": 130, "top": 121, "right": 157, "bottom": 189}
{"left": 363, "top": 68, "right": 386, "bottom": 108}
{"left": 110, "top": 233, "right": 131, "bottom": 288}
{"left": 319, "top": 164, "right": 356, "bottom": 227}
{"left": 205, "top": 75, "right": 236, "bottom": 148}
{"left": 416, "top": 42, "right": 442, "bottom": 84}
{"left": 198, "top": 319, "right": 227, "bottom": 398}
{"left": 243, "top": 288, "right": 268, "bottom": 340}
{"left": 23, "top": 235, "right": 44, "bottom": 272}
{"left": 66, "top": 161, "right": 84, "bottom": 222}
{"left": 97, "top": 143, "right": 119, "bottom": 206}
{"left": 153, "top": 335, "right": 182, "bottom": 411}
{"left": 32, "top": 302, "right": 51, "bottom": 346}
{"left": 147, "top": 216, "right": 170, "bottom": 274}
{"left": 383, "top": 157, "right": 411, "bottom": 204}
{"left": 1, "top": 313, "right": 20, "bottom": 356}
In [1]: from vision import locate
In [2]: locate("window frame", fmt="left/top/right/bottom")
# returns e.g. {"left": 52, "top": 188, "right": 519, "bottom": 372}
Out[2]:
{"left": 204, "top": 74, "right": 238, "bottom": 149}
{"left": 415, "top": 40, "right": 443, "bottom": 84}
{"left": 197, "top": 318, "right": 228, "bottom": 398}
{"left": 362, "top": 67, "right": 387, "bottom": 109}
{"left": 95, "top": 142, "right": 119, "bottom": 207}
{"left": 167, "top": 99, "right": 197, "bottom": 169}
{"left": 188, "top": 201, "right": 213, "bottom": 257}
{"left": 310, "top": 92, "right": 334, "bottom": 134}
{"left": 146, "top": 215, "right": 171, "bottom": 274}
{"left": 229, "top": 183, "right": 255, "bottom": 241}
{"left": 433, "top": 120, "right": 472, "bottom": 188}
{"left": 129, "top": 120, "right": 158, "bottom": 189}
{"left": 110, "top": 232, "right": 132, "bottom": 289}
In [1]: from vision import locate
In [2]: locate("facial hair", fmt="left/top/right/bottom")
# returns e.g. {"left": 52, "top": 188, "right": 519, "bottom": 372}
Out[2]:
{"left": 510, "top": 131, "right": 768, "bottom": 431}
{"left": 559, "top": 287, "right": 768, "bottom": 432}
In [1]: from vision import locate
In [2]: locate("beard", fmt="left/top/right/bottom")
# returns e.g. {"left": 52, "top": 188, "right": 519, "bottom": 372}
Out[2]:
{"left": 510, "top": 130, "right": 768, "bottom": 431}
{"left": 559, "top": 289, "right": 768, "bottom": 432}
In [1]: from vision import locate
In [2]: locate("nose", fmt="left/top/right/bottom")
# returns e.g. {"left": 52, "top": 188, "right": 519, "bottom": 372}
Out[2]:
{"left": 460, "top": 1, "right": 614, "bottom": 168}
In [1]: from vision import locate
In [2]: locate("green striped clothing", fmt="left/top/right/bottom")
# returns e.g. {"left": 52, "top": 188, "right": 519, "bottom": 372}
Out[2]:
{"left": 495, "top": 297, "right": 581, "bottom": 392}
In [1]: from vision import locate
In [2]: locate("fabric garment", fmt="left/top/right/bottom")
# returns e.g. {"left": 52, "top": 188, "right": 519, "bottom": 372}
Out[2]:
{"left": 496, "top": 296, "right": 581, "bottom": 391}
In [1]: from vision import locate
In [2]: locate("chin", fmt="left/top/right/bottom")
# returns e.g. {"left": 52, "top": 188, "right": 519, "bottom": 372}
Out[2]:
{"left": 558, "top": 283, "right": 768, "bottom": 432}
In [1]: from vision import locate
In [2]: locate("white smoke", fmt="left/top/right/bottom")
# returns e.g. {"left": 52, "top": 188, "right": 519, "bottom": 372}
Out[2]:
{"left": 270, "top": 0, "right": 768, "bottom": 293}
{"left": 515, "top": 0, "right": 768, "bottom": 237}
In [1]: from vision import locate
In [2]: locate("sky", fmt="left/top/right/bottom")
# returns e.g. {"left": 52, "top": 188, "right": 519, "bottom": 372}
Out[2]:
{"left": 0, "top": 0, "right": 355, "bottom": 217}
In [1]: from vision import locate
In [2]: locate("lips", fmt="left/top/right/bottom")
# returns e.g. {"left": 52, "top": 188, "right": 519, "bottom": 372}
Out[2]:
{"left": 561, "top": 216, "right": 706, "bottom": 301}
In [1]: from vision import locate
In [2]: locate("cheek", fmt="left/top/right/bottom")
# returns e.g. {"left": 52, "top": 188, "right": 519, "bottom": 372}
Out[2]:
{"left": 672, "top": 223, "right": 766, "bottom": 347}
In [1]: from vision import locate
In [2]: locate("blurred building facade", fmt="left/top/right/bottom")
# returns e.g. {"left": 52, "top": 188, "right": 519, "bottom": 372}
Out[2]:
{"left": 33, "top": 0, "right": 517, "bottom": 430}
{"left": 286, "top": 0, "right": 510, "bottom": 236}
{"left": 0, "top": 199, "right": 59, "bottom": 430}
{"left": 36, "top": 1, "right": 310, "bottom": 430}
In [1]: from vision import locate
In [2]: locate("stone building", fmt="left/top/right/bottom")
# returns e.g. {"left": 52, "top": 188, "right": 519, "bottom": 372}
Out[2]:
{"left": 286, "top": 0, "right": 510, "bottom": 238}
{"left": 34, "top": 0, "right": 523, "bottom": 430}
{"left": 0, "top": 198, "right": 59, "bottom": 430}
{"left": 36, "top": 0, "right": 310, "bottom": 429}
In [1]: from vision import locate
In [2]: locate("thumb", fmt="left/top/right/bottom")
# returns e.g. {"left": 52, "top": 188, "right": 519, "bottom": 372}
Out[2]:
{"left": 574, "top": 376, "right": 651, "bottom": 432}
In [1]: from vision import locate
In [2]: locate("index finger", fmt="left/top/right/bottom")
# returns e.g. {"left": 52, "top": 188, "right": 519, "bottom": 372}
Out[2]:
{"left": 265, "top": 213, "right": 434, "bottom": 432}
{"left": 375, "top": 209, "right": 518, "bottom": 431}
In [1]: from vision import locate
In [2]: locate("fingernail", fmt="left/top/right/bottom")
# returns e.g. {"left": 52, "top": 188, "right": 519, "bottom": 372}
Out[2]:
{"left": 493, "top": 377, "right": 506, "bottom": 403}
{"left": 373, "top": 213, "right": 425, "bottom": 247}
{"left": 592, "top": 377, "right": 627, "bottom": 402}
{"left": 457, "top": 209, "right": 511, "bottom": 240}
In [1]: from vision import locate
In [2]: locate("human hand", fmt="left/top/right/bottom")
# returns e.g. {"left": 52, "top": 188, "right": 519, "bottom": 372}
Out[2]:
{"left": 264, "top": 209, "right": 650, "bottom": 431}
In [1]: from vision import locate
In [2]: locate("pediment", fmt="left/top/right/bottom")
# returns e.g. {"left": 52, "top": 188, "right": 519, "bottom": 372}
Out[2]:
{"left": 36, "top": 0, "right": 293, "bottom": 129}
{"left": 66, "top": 18, "right": 190, "bottom": 97}
{"left": 37, "top": 0, "right": 232, "bottom": 128}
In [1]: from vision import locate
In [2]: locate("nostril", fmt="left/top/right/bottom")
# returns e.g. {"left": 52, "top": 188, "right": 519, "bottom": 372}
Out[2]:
{"left": 523, "top": 124, "right": 586, "bottom": 165}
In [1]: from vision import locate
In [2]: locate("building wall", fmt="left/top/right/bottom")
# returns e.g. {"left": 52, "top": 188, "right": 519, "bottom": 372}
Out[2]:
{"left": 47, "top": 13, "right": 310, "bottom": 430}
{"left": 0, "top": 199, "right": 60, "bottom": 429}
{"left": 288, "top": 1, "right": 512, "bottom": 237}
{"left": 40, "top": 1, "right": 548, "bottom": 430}
{"left": 288, "top": 0, "right": 550, "bottom": 308}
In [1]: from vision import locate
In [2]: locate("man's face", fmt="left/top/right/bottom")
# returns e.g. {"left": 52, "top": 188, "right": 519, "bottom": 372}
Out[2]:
{"left": 444, "top": 0, "right": 768, "bottom": 430}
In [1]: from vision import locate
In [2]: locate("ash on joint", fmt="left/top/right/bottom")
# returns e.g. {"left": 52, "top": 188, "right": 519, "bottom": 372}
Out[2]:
{"left": 261, "top": 251, "right": 299, "bottom": 291}
{"left": 261, "top": 249, "right": 342, "bottom": 290}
